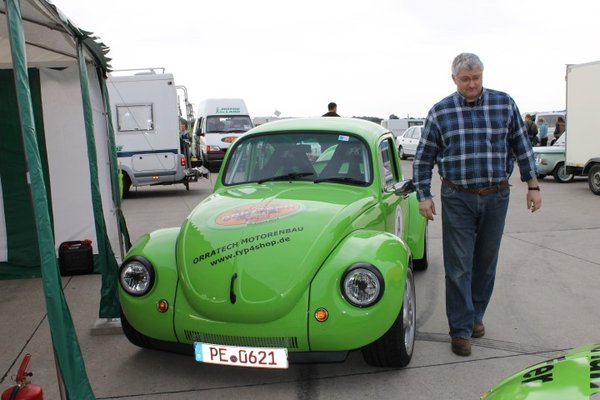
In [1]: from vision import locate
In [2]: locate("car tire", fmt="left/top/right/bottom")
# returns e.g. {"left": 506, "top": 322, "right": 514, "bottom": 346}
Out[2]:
{"left": 399, "top": 146, "right": 407, "bottom": 160}
{"left": 120, "top": 308, "right": 154, "bottom": 350}
{"left": 361, "top": 266, "right": 416, "bottom": 368}
{"left": 552, "top": 162, "right": 574, "bottom": 183}
{"left": 412, "top": 222, "right": 428, "bottom": 271}
{"left": 588, "top": 164, "right": 600, "bottom": 195}
{"left": 122, "top": 173, "right": 132, "bottom": 198}
{"left": 537, "top": 174, "right": 547, "bottom": 179}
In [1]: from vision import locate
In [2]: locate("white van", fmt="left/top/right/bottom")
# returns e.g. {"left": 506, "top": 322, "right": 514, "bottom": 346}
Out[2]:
{"left": 107, "top": 69, "right": 200, "bottom": 196}
{"left": 191, "top": 98, "right": 253, "bottom": 172}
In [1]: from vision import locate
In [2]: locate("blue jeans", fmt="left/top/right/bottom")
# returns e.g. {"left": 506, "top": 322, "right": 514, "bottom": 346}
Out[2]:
{"left": 441, "top": 182, "right": 510, "bottom": 338}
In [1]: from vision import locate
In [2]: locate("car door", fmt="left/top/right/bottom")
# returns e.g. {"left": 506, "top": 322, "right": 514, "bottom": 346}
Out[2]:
{"left": 378, "top": 136, "right": 404, "bottom": 236}
{"left": 406, "top": 126, "right": 422, "bottom": 156}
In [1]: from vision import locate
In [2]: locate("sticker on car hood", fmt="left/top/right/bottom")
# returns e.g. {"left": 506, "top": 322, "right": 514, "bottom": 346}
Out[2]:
{"left": 215, "top": 201, "right": 301, "bottom": 226}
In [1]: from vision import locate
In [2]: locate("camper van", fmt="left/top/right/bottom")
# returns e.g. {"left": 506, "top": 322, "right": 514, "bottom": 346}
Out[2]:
{"left": 107, "top": 69, "right": 200, "bottom": 196}
{"left": 191, "top": 98, "right": 253, "bottom": 172}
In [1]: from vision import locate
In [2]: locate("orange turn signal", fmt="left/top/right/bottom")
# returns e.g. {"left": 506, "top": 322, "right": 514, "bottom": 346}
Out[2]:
{"left": 314, "top": 308, "right": 329, "bottom": 322}
{"left": 157, "top": 299, "right": 169, "bottom": 313}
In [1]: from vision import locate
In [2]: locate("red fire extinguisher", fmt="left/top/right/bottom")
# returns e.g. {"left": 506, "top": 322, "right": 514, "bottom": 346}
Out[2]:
{"left": 1, "top": 354, "right": 43, "bottom": 400}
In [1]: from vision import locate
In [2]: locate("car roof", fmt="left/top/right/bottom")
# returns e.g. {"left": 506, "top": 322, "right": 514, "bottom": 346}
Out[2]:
{"left": 247, "top": 117, "right": 390, "bottom": 146}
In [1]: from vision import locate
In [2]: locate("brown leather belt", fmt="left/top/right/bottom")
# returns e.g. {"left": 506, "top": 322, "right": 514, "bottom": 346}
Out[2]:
{"left": 443, "top": 179, "right": 510, "bottom": 196}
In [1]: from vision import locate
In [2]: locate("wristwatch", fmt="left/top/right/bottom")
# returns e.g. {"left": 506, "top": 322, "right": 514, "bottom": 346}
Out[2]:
{"left": 528, "top": 186, "right": 540, "bottom": 191}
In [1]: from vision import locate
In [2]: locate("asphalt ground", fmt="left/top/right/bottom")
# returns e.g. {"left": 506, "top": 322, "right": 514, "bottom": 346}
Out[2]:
{"left": 2, "top": 161, "right": 599, "bottom": 399}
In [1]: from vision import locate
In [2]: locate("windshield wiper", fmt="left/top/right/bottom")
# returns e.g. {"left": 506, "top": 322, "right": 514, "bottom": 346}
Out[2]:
{"left": 314, "top": 176, "right": 365, "bottom": 185}
{"left": 257, "top": 172, "right": 314, "bottom": 184}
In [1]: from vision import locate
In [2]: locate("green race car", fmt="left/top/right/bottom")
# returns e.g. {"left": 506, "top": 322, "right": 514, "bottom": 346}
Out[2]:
{"left": 118, "top": 117, "right": 428, "bottom": 369}
{"left": 482, "top": 344, "right": 600, "bottom": 399}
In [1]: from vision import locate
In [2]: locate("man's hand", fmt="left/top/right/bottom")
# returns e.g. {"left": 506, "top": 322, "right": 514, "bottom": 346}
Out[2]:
{"left": 526, "top": 179, "right": 542, "bottom": 213}
{"left": 419, "top": 198, "right": 436, "bottom": 221}
{"left": 527, "top": 190, "right": 542, "bottom": 212}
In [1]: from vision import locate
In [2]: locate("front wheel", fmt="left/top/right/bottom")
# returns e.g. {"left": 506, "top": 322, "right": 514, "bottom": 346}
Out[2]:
{"left": 122, "top": 173, "right": 132, "bottom": 198}
{"left": 399, "top": 146, "right": 407, "bottom": 160}
{"left": 553, "top": 162, "right": 574, "bottom": 183}
{"left": 588, "top": 164, "right": 600, "bottom": 195}
{"left": 361, "top": 267, "right": 416, "bottom": 367}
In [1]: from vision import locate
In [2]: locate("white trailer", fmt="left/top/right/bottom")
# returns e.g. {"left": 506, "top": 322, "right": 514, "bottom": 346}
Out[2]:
{"left": 107, "top": 69, "right": 204, "bottom": 196}
{"left": 564, "top": 60, "right": 600, "bottom": 195}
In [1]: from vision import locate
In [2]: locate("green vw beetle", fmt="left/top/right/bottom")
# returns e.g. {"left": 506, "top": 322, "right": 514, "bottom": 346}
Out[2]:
{"left": 482, "top": 344, "right": 600, "bottom": 399}
{"left": 118, "top": 117, "right": 428, "bottom": 369}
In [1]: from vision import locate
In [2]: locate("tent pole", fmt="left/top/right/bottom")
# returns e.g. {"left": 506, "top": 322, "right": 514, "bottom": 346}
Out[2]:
{"left": 76, "top": 40, "right": 120, "bottom": 320}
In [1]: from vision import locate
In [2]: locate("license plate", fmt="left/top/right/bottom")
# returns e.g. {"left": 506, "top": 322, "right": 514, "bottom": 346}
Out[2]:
{"left": 194, "top": 342, "right": 289, "bottom": 369}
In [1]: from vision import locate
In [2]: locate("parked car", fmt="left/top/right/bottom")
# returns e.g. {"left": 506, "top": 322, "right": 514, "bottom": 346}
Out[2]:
{"left": 481, "top": 343, "right": 600, "bottom": 399}
{"left": 534, "top": 132, "right": 574, "bottom": 183}
{"left": 396, "top": 125, "right": 423, "bottom": 160}
{"left": 118, "top": 117, "right": 428, "bottom": 369}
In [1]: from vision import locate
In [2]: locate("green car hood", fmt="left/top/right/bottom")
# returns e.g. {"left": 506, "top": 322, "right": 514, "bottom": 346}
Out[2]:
{"left": 176, "top": 183, "right": 376, "bottom": 323}
{"left": 482, "top": 343, "right": 600, "bottom": 399}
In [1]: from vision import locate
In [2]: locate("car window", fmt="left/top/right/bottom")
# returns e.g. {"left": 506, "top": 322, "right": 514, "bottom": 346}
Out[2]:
{"left": 413, "top": 127, "right": 422, "bottom": 139}
{"left": 223, "top": 132, "right": 372, "bottom": 186}
{"left": 378, "top": 138, "right": 399, "bottom": 186}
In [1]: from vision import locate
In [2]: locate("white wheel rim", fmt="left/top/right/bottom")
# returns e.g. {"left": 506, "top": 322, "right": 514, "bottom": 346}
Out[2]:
{"left": 403, "top": 269, "right": 416, "bottom": 355}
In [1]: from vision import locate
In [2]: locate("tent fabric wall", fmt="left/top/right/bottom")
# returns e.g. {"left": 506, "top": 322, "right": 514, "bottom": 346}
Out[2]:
{"left": 41, "top": 64, "right": 120, "bottom": 257}
{"left": 0, "top": 67, "right": 52, "bottom": 277}
{"left": 0, "top": 64, "right": 121, "bottom": 278}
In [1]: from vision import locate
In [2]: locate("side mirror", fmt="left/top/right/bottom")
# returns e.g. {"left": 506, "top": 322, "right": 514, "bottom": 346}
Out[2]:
{"left": 391, "top": 179, "right": 416, "bottom": 197}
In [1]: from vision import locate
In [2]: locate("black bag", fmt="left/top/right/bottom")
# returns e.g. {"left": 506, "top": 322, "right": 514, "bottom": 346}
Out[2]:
{"left": 58, "top": 240, "right": 94, "bottom": 276}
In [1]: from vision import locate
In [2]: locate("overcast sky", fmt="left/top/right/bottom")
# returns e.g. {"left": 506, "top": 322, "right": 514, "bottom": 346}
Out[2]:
{"left": 53, "top": 0, "right": 599, "bottom": 119}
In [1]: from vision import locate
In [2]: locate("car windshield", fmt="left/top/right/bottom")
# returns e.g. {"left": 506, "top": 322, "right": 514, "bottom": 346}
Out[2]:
{"left": 206, "top": 116, "right": 253, "bottom": 133}
{"left": 222, "top": 132, "right": 372, "bottom": 186}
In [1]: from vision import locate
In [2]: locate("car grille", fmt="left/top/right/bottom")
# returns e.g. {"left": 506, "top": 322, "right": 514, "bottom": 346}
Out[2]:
{"left": 184, "top": 330, "right": 299, "bottom": 349}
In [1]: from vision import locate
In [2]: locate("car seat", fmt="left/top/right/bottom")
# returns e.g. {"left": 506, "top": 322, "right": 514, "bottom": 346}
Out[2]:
{"left": 258, "top": 144, "right": 315, "bottom": 180}
{"left": 319, "top": 141, "right": 365, "bottom": 182}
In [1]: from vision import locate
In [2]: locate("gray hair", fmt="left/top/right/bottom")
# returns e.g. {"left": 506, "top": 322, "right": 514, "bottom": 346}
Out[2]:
{"left": 452, "top": 53, "right": 484, "bottom": 76}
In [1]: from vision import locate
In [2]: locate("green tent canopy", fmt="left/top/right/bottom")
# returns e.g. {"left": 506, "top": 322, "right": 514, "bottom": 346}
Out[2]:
{"left": 1, "top": 0, "right": 130, "bottom": 397}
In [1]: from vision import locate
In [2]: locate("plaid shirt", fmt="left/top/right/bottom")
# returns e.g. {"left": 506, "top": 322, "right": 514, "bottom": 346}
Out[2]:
{"left": 413, "top": 88, "right": 537, "bottom": 201}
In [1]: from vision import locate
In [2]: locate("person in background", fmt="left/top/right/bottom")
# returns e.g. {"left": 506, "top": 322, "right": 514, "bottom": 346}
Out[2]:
{"left": 413, "top": 52, "right": 542, "bottom": 357}
{"left": 551, "top": 116, "right": 566, "bottom": 145}
{"left": 524, "top": 114, "right": 539, "bottom": 146}
{"left": 179, "top": 118, "right": 189, "bottom": 154}
{"left": 322, "top": 102, "right": 340, "bottom": 117}
{"left": 538, "top": 117, "right": 549, "bottom": 146}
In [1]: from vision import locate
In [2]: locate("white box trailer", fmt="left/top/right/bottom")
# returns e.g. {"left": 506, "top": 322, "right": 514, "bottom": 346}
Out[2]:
{"left": 107, "top": 69, "right": 204, "bottom": 196}
{"left": 565, "top": 60, "right": 600, "bottom": 195}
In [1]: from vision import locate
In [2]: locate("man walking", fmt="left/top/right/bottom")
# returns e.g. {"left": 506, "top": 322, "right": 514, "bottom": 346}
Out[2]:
{"left": 413, "top": 53, "right": 542, "bottom": 356}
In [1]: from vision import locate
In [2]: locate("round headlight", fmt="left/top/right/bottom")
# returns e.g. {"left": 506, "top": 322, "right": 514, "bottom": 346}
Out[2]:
{"left": 341, "top": 264, "right": 384, "bottom": 307}
{"left": 119, "top": 257, "right": 155, "bottom": 296}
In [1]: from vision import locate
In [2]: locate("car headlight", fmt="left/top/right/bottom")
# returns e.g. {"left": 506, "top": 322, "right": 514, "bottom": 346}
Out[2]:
{"left": 119, "top": 257, "right": 155, "bottom": 296}
{"left": 341, "top": 263, "right": 384, "bottom": 307}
